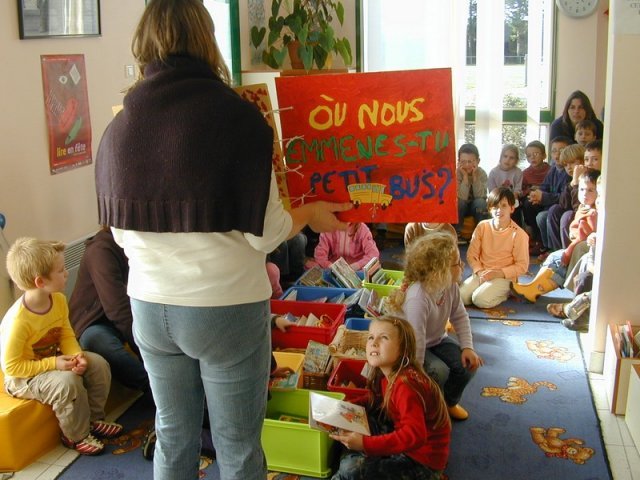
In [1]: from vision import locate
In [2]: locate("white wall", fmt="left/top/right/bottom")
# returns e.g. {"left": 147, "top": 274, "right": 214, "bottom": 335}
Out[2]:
{"left": 0, "top": 1, "right": 145, "bottom": 312}
{"left": 588, "top": 0, "right": 640, "bottom": 371}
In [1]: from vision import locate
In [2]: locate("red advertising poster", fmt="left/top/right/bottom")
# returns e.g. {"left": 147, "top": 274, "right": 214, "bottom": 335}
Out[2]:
{"left": 276, "top": 69, "right": 456, "bottom": 223}
{"left": 41, "top": 54, "right": 92, "bottom": 174}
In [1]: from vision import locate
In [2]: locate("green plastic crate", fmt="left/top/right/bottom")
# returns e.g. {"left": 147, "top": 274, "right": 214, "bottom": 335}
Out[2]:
{"left": 362, "top": 269, "right": 404, "bottom": 297}
{"left": 262, "top": 389, "right": 345, "bottom": 478}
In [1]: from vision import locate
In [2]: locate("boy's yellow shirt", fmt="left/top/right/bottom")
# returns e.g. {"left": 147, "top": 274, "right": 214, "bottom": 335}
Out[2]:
{"left": 0, "top": 292, "right": 81, "bottom": 379}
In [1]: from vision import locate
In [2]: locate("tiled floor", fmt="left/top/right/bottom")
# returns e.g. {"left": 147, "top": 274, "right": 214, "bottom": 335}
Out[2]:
{"left": 4, "top": 342, "right": 639, "bottom": 480}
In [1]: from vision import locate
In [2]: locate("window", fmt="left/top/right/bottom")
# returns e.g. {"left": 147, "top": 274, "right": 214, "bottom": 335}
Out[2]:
{"left": 204, "top": 0, "right": 241, "bottom": 85}
{"left": 362, "top": 0, "right": 555, "bottom": 165}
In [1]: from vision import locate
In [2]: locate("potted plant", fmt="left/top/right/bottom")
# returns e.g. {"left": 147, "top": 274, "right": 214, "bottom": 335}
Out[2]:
{"left": 250, "top": 0, "right": 352, "bottom": 71}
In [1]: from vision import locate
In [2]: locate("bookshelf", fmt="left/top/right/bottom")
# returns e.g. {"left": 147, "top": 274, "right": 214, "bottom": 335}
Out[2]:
{"left": 603, "top": 322, "right": 640, "bottom": 414}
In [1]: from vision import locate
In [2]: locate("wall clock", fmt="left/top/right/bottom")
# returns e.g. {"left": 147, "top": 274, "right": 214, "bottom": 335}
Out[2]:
{"left": 556, "top": 0, "right": 599, "bottom": 18}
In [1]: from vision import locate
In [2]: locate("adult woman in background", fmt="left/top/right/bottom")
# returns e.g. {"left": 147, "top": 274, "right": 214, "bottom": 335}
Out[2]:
{"left": 549, "top": 90, "right": 604, "bottom": 142}
{"left": 94, "top": 1, "right": 350, "bottom": 479}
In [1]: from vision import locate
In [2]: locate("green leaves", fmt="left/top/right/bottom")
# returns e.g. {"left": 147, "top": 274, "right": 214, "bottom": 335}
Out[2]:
{"left": 250, "top": 26, "right": 266, "bottom": 49}
{"left": 261, "top": 0, "right": 352, "bottom": 70}
{"left": 262, "top": 46, "right": 288, "bottom": 69}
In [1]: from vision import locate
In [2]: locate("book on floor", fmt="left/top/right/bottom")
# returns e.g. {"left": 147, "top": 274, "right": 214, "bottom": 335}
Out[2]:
{"left": 309, "top": 391, "right": 371, "bottom": 435}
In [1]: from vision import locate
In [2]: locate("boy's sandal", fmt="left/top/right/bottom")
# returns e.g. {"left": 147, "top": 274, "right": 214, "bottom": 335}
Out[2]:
{"left": 91, "top": 420, "right": 123, "bottom": 438}
{"left": 61, "top": 433, "right": 105, "bottom": 455}
{"left": 546, "top": 303, "right": 567, "bottom": 319}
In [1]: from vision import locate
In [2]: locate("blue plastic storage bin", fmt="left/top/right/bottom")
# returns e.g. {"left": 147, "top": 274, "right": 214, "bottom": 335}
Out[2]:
{"left": 344, "top": 318, "right": 372, "bottom": 331}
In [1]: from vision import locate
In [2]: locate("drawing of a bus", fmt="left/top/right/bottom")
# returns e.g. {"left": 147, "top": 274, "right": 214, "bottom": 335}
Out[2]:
{"left": 347, "top": 183, "right": 393, "bottom": 209}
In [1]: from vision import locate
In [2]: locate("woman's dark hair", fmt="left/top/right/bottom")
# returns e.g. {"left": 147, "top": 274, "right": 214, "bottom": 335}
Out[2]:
{"left": 561, "top": 90, "right": 598, "bottom": 128}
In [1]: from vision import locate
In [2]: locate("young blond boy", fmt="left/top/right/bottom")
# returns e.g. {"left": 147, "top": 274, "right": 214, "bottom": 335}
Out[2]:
{"left": 460, "top": 187, "right": 529, "bottom": 309}
{"left": 1, "top": 238, "right": 122, "bottom": 455}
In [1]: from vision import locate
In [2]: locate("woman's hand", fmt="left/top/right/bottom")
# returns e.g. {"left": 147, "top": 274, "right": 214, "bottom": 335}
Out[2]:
{"left": 330, "top": 431, "right": 364, "bottom": 451}
{"left": 307, "top": 202, "right": 352, "bottom": 233}
{"left": 461, "top": 348, "right": 483, "bottom": 371}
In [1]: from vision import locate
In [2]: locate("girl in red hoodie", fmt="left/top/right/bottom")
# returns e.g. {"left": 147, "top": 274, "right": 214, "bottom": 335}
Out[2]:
{"left": 330, "top": 316, "right": 451, "bottom": 480}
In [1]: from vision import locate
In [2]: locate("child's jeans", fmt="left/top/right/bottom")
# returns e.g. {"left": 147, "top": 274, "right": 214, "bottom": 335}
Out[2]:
{"left": 456, "top": 198, "right": 488, "bottom": 233}
{"left": 424, "top": 336, "right": 475, "bottom": 407}
{"left": 331, "top": 410, "right": 442, "bottom": 480}
{"left": 4, "top": 351, "right": 111, "bottom": 441}
{"left": 542, "top": 249, "right": 569, "bottom": 286}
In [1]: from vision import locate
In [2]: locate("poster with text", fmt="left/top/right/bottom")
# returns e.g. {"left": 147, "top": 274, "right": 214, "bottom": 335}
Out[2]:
{"left": 41, "top": 54, "right": 92, "bottom": 174}
{"left": 276, "top": 69, "right": 456, "bottom": 223}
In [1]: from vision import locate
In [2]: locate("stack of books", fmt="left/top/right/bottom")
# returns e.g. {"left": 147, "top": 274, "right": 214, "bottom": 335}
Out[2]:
{"left": 357, "top": 289, "right": 385, "bottom": 318}
{"left": 616, "top": 322, "right": 639, "bottom": 358}
{"left": 363, "top": 257, "right": 381, "bottom": 283}
{"left": 298, "top": 266, "right": 331, "bottom": 287}
{"left": 329, "top": 257, "right": 362, "bottom": 289}
{"left": 304, "top": 341, "right": 333, "bottom": 374}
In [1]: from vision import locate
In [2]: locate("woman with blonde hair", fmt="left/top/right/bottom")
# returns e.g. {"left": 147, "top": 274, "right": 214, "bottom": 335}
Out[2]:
{"left": 95, "top": 1, "right": 350, "bottom": 478}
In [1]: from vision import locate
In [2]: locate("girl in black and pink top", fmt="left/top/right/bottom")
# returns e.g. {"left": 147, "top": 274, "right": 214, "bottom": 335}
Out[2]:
{"left": 330, "top": 316, "right": 451, "bottom": 480}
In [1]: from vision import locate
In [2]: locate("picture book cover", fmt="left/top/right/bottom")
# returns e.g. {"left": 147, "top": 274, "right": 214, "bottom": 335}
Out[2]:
{"left": 309, "top": 392, "right": 371, "bottom": 436}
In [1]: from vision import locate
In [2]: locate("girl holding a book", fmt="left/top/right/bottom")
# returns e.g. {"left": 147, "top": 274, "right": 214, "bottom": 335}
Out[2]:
{"left": 330, "top": 316, "right": 451, "bottom": 480}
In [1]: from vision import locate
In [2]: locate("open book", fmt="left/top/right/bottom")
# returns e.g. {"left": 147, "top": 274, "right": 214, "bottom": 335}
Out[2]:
{"left": 309, "top": 391, "right": 371, "bottom": 436}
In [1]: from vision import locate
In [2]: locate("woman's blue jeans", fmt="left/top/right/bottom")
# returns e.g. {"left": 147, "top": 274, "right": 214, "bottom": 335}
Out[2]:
{"left": 131, "top": 298, "right": 271, "bottom": 480}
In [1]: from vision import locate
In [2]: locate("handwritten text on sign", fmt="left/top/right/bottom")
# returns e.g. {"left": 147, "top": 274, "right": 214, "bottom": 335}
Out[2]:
{"left": 275, "top": 69, "right": 456, "bottom": 223}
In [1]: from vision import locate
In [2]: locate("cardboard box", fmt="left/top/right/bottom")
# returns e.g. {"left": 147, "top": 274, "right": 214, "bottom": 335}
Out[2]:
{"left": 603, "top": 323, "right": 640, "bottom": 414}
{"left": 625, "top": 364, "right": 640, "bottom": 454}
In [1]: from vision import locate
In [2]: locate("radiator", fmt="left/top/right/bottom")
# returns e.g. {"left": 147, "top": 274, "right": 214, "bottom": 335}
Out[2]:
{"left": 63, "top": 234, "right": 93, "bottom": 299}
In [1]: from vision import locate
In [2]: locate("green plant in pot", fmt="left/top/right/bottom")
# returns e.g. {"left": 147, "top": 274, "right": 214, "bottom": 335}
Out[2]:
{"left": 250, "top": 0, "right": 352, "bottom": 71}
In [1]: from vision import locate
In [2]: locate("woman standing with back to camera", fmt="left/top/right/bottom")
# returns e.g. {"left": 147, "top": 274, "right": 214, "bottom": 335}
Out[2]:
{"left": 95, "top": 1, "right": 350, "bottom": 479}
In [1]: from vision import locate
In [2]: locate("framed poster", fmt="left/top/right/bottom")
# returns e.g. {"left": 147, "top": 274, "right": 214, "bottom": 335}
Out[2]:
{"left": 41, "top": 54, "right": 93, "bottom": 174}
{"left": 18, "top": 0, "right": 101, "bottom": 39}
{"left": 276, "top": 69, "right": 457, "bottom": 223}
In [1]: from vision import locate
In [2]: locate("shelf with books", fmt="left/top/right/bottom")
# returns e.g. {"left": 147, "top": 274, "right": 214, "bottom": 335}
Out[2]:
{"left": 603, "top": 322, "right": 640, "bottom": 414}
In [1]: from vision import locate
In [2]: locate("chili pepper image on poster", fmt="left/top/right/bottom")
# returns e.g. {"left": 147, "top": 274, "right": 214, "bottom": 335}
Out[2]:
{"left": 275, "top": 69, "right": 457, "bottom": 223}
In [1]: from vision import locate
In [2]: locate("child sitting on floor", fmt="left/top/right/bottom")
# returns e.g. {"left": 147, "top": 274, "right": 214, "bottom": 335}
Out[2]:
{"left": 309, "top": 222, "right": 379, "bottom": 271}
{"left": 487, "top": 144, "right": 523, "bottom": 198}
{"left": 387, "top": 232, "right": 484, "bottom": 421}
{"left": 511, "top": 170, "right": 600, "bottom": 303}
{"left": 330, "top": 316, "right": 451, "bottom": 480}
{"left": 460, "top": 187, "right": 529, "bottom": 309}
{"left": 574, "top": 119, "right": 598, "bottom": 147}
{"left": 1, "top": 238, "right": 122, "bottom": 456}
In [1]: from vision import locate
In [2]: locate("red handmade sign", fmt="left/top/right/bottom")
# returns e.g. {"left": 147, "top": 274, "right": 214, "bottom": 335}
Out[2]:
{"left": 275, "top": 69, "right": 456, "bottom": 223}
